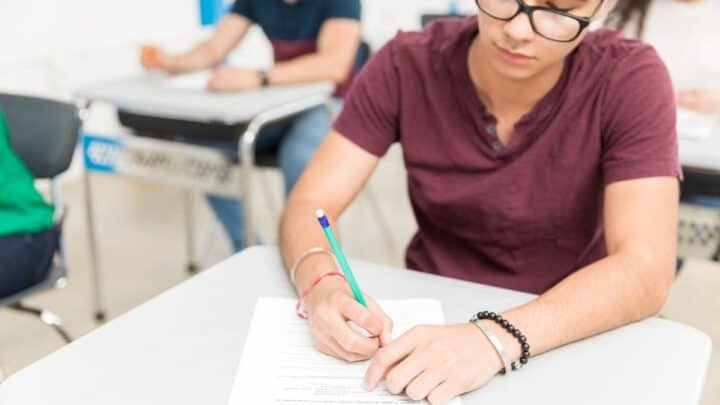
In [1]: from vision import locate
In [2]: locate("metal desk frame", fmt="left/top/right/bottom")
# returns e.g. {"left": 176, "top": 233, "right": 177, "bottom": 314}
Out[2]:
{"left": 77, "top": 93, "right": 335, "bottom": 321}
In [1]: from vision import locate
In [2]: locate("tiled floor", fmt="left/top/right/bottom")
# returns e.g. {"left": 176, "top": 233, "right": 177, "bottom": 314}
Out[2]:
{"left": 0, "top": 146, "right": 717, "bottom": 403}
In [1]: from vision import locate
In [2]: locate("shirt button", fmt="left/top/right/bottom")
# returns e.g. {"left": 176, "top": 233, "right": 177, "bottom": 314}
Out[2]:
{"left": 492, "top": 141, "right": 503, "bottom": 151}
{"left": 486, "top": 125, "right": 497, "bottom": 135}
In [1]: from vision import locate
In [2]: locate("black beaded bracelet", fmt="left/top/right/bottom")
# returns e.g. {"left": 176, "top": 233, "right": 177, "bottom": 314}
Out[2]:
{"left": 476, "top": 311, "right": 530, "bottom": 372}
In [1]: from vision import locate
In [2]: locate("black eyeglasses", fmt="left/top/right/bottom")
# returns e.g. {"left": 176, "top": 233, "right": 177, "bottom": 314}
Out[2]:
{"left": 475, "top": 0, "right": 603, "bottom": 43}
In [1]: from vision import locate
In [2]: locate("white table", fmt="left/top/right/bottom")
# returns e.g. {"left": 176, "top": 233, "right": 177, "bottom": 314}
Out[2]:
{"left": 74, "top": 75, "right": 335, "bottom": 320}
{"left": 75, "top": 74, "right": 335, "bottom": 125}
{"left": 679, "top": 128, "right": 720, "bottom": 173}
{"left": 0, "top": 247, "right": 712, "bottom": 404}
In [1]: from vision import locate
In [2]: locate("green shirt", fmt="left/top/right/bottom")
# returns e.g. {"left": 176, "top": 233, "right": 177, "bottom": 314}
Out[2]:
{"left": 0, "top": 109, "right": 54, "bottom": 236}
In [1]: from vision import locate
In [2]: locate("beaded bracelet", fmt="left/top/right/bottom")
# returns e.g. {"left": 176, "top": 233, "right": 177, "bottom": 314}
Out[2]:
{"left": 472, "top": 311, "right": 531, "bottom": 372}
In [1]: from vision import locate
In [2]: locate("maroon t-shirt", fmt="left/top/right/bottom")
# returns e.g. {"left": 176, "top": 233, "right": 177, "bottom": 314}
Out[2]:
{"left": 333, "top": 17, "right": 682, "bottom": 294}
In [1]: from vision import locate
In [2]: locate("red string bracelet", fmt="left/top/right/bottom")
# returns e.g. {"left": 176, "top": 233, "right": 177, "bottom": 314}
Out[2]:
{"left": 296, "top": 271, "right": 346, "bottom": 319}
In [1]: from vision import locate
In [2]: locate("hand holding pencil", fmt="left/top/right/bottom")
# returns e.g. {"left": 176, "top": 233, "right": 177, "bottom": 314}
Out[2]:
{"left": 299, "top": 209, "right": 394, "bottom": 363}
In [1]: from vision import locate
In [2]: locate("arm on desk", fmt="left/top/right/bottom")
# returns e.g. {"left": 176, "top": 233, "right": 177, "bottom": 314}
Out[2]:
{"left": 677, "top": 88, "right": 720, "bottom": 115}
{"left": 141, "top": 14, "right": 252, "bottom": 73}
{"left": 268, "top": 18, "right": 361, "bottom": 86}
{"left": 491, "top": 176, "right": 679, "bottom": 358}
{"left": 363, "top": 177, "right": 679, "bottom": 404}
{"left": 279, "top": 130, "right": 394, "bottom": 362}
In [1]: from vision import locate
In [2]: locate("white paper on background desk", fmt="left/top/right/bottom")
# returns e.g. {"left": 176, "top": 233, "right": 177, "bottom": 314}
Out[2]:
{"left": 677, "top": 108, "right": 720, "bottom": 140}
{"left": 228, "top": 297, "right": 462, "bottom": 405}
{"left": 162, "top": 71, "right": 213, "bottom": 91}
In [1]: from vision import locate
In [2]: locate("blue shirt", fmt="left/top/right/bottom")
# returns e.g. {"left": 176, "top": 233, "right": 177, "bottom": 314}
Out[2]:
{"left": 231, "top": 0, "right": 361, "bottom": 96}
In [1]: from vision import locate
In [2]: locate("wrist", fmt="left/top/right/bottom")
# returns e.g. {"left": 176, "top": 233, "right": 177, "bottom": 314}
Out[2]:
{"left": 256, "top": 69, "right": 270, "bottom": 87}
{"left": 465, "top": 323, "right": 504, "bottom": 373}
{"left": 306, "top": 275, "right": 347, "bottom": 305}
{"left": 299, "top": 273, "right": 348, "bottom": 319}
{"left": 484, "top": 319, "right": 522, "bottom": 362}
{"left": 293, "top": 254, "right": 338, "bottom": 292}
{"left": 164, "top": 56, "right": 181, "bottom": 73}
{"left": 475, "top": 311, "right": 531, "bottom": 372}
{"left": 469, "top": 311, "right": 530, "bottom": 375}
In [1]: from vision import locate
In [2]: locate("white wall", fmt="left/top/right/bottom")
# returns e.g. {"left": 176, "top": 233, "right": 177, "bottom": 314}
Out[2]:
{"left": 0, "top": 0, "right": 478, "bottom": 180}
{"left": 0, "top": 0, "right": 479, "bottom": 99}
{"left": 1, "top": 0, "right": 200, "bottom": 97}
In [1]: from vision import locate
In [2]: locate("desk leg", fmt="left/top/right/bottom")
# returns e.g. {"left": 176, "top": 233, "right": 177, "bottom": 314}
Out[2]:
{"left": 237, "top": 95, "right": 335, "bottom": 249}
{"left": 240, "top": 127, "right": 258, "bottom": 248}
{"left": 83, "top": 171, "right": 105, "bottom": 322}
{"left": 184, "top": 191, "right": 199, "bottom": 274}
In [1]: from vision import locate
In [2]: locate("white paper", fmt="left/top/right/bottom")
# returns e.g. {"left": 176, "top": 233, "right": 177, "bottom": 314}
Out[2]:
{"left": 162, "top": 71, "right": 212, "bottom": 91}
{"left": 229, "top": 298, "right": 462, "bottom": 405}
{"left": 677, "top": 108, "right": 720, "bottom": 140}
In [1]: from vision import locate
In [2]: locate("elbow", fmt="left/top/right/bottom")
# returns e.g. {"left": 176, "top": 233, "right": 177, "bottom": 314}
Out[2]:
{"left": 636, "top": 255, "right": 675, "bottom": 318}
{"left": 329, "top": 68, "right": 350, "bottom": 85}
{"left": 327, "top": 59, "right": 354, "bottom": 84}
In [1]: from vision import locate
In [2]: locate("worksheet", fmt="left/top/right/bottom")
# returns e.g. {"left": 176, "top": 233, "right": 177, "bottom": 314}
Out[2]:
{"left": 228, "top": 298, "right": 462, "bottom": 405}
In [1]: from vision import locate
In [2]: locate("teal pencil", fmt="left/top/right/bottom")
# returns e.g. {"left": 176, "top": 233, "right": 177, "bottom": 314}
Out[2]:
{"left": 315, "top": 209, "right": 368, "bottom": 307}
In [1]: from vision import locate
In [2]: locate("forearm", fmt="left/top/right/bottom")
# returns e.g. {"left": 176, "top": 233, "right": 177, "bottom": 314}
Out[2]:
{"left": 279, "top": 197, "right": 342, "bottom": 295}
{"left": 166, "top": 14, "right": 250, "bottom": 73}
{"left": 270, "top": 53, "right": 354, "bottom": 86}
{"left": 491, "top": 250, "right": 674, "bottom": 362}
{"left": 279, "top": 132, "right": 380, "bottom": 298}
{"left": 168, "top": 42, "right": 224, "bottom": 73}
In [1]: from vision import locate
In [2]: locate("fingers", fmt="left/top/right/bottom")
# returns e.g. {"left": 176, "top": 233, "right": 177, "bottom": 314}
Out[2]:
{"left": 383, "top": 351, "right": 428, "bottom": 395}
{"left": 206, "top": 67, "right": 247, "bottom": 92}
{"left": 307, "top": 290, "right": 395, "bottom": 363}
{"left": 366, "top": 297, "right": 394, "bottom": 344}
{"left": 334, "top": 319, "right": 381, "bottom": 358}
{"left": 311, "top": 326, "right": 369, "bottom": 363}
{"left": 309, "top": 302, "right": 381, "bottom": 361}
{"left": 364, "top": 326, "right": 425, "bottom": 389}
{"left": 677, "top": 89, "right": 720, "bottom": 114}
{"left": 339, "top": 295, "right": 384, "bottom": 338}
{"left": 140, "top": 46, "right": 161, "bottom": 69}
{"left": 405, "top": 366, "right": 449, "bottom": 402}
{"left": 427, "top": 381, "right": 462, "bottom": 405}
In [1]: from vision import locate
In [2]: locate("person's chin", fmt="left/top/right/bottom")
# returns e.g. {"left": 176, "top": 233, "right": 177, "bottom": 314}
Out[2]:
{"left": 489, "top": 57, "right": 538, "bottom": 82}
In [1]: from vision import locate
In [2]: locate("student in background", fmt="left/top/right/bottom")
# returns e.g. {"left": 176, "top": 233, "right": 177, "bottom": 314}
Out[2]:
{"left": 280, "top": 0, "right": 680, "bottom": 403}
{"left": 0, "top": 109, "right": 59, "bottom": 300}
{"left": 141, "top": 0, "right": 361, "bottom": 251}
{"left": 607, "top": 0, "right": 720, "bottom": 114}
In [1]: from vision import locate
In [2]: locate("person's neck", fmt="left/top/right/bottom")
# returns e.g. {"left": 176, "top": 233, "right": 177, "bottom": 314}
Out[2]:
{"left": 468, "top": 36, "right": 565, "bottom": 116}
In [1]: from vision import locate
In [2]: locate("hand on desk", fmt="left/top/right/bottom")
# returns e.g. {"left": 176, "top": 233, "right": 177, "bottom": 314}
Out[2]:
{"left": 304, "top": 276, "right": 394, "bottom": 362}
{"left": 207, "top": 66, "right": 262, "bottom": 92}
{"left": 140, "top": 45, "right": 178, "bottom": 73}
{"left": 363, "top": 323, "right": 503, "bottom": 405}
{"left": 677, "top": 89, "right": 720, "bottom": 115}
{"left": 305, "top": 278, "right": 503, "bottom": 404}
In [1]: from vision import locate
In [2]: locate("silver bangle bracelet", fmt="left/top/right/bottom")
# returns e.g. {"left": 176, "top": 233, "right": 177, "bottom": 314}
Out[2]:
{"left": 470, "top": 316, "right": 512, "bottom": 375}
{"left": 289, "top": 247, "right": 336, "bottom": 285}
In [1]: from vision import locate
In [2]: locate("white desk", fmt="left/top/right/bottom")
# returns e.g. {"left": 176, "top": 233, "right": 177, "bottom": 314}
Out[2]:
{"left": 74, "top": 75, "right": 335, "bottom": 320}
{"left": 0, "top": 247, "right": 711, "bottom": 404}
{"left": 679, "top": 128, "right": 720, "bottom": 173}
{"left": 75, "top": 73, "right": 335, "bottom": 125}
